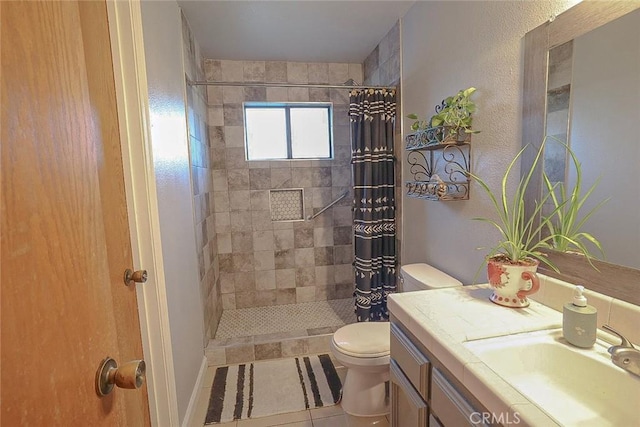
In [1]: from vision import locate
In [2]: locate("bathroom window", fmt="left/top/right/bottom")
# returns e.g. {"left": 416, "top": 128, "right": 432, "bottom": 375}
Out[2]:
{"left": 244, "top": 103, "right": 333, "bottom": 160}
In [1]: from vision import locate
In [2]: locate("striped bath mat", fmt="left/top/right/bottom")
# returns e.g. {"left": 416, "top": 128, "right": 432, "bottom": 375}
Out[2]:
{"left": 205, "top": 354, "right": 342, "bottom": 424}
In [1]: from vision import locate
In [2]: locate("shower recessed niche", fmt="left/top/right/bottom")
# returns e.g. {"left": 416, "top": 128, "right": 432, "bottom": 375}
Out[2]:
{"left": 269, "top": 188, "right": 305, "bottom": 221}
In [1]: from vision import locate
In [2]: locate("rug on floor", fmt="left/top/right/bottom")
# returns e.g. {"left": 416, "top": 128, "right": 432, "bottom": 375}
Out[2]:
{"left": 204, "top": 354, "right": 342, "bottom": 424}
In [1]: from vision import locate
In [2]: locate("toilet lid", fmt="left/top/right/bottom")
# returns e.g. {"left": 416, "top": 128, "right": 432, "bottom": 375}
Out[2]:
{"left": 332, "top": 322, "right": 390, "bottom": 358}
{"left": 401, "top": 263, "right": 463, "bottom": 289}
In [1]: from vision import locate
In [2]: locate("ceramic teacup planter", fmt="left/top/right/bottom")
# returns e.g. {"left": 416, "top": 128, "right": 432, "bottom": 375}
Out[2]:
{"left": 487, "top": 257, "right": 540, "bottom": 308}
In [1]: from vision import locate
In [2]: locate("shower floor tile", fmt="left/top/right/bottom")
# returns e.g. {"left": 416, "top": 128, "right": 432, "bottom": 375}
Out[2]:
{"left": 214, "top": 298, "right": 355, "bottom": 340}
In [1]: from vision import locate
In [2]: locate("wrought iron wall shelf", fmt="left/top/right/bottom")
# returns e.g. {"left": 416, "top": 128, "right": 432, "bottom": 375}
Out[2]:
{"left": 405, "top": 135, "right": 471, "bottom": 201}
{"left": 405, "top": 127, "right": 471, "bottom": 150}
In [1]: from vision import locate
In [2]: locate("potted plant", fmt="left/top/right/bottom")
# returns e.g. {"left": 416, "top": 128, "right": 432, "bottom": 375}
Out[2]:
{"left": 406, "top": 87, "right": 480, "bottom": 146}
{"left": 471, "top": 139, "right": 603, "bottom": 308}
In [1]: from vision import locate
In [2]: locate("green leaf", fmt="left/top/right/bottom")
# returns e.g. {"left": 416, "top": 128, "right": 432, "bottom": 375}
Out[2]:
{"left": 541, "top": 136, "right": 607, "bottom": 262}
{"left": 470, "top": 137, "right": 582, "bottom": 272}
{"left": 406, "top": 113, "right": 418, "bottom": 120}
{"left": 463, "top": 87, "right": 477, "bottom": 97}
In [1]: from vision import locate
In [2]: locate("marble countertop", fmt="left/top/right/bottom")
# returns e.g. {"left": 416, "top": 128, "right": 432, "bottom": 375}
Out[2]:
{"left": 388, "top": 285, "right": 565, "bottom": 426}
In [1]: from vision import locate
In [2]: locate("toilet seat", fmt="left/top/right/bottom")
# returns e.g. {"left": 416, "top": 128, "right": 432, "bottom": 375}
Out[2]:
{"left": 330, "top": 342, "right": 390, "bottom": 367}
{"left": 332, "top": 322, "right": 390, "bottom": 358}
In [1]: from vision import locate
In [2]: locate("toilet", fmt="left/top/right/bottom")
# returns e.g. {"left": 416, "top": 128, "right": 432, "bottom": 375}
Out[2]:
{"left": 399, "top": 263, "right": 463, "bottom": 293}
{"left": 330, "top": 263, "right": 463, "bottom": 416}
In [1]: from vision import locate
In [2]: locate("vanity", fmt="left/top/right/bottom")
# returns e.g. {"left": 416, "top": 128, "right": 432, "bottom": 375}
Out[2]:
{"left": 388, "top": 277, "right": 640, "bottom": 426}
{"left": 389, "top": 2, "right": 640, "bottom": 423}
{"left": 390, "top": 0, "right": 640, "bottom": 422}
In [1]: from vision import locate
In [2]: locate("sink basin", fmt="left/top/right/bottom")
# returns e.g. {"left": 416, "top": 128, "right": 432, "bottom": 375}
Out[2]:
{"left": 464, "top": 329, "right": 640, "bottom": 426}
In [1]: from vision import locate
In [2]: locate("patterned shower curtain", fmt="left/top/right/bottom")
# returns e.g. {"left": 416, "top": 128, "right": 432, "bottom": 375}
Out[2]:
{"left": 349, "top": 89, "right": 397, "bottom": 322}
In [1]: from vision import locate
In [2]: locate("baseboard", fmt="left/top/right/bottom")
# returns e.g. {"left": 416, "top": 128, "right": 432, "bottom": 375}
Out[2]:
{"left": 181, "top": 355, "right": 208, "bottom": 427}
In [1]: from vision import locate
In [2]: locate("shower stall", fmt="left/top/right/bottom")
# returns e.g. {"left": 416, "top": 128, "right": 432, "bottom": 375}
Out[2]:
{"left": 183, "top": 22, "right": 402, "bottom": 366}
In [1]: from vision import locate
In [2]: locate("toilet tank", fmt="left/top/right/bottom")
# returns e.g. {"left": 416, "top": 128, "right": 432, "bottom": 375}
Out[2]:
{"left": 400, "top": 263, "right": 463, "bottom": 292}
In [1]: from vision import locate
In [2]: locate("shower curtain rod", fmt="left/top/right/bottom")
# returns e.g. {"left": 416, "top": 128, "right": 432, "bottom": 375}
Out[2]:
{"left": 187, "top": 80, "right": 396, "bottom": 90}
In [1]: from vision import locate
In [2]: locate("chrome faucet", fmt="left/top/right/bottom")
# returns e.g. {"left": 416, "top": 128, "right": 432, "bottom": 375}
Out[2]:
{"left": 602, "top": 325, "right": 640, "bottom": 377}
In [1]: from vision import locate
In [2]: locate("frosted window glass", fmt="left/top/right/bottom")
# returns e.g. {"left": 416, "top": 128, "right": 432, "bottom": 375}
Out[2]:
{"left": 245, "top": 108, "right": 287, "bottom": 160}
{"left": 290, "top": 108, "right": 331, "bottom": 159}
{"left": 244, "top": 103, "right": 332, "bottom": 160}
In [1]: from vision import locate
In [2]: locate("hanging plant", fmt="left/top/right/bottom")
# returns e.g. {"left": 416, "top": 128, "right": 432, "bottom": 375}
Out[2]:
{"left": 406, "top": 87, "right": 480, "bottom": 145}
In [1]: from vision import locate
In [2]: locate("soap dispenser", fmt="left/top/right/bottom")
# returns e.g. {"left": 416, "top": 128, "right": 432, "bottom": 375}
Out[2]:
{"left": 563, "top": 285, "right": 597, "bottom": 348}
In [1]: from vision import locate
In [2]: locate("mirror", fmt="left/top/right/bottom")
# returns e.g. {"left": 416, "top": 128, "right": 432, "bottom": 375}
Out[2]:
{"left": 522, "top": 2, "right": 640, "bottom": 305}
{"left": 544, "top": 9, "right": 640, "bottom": 269}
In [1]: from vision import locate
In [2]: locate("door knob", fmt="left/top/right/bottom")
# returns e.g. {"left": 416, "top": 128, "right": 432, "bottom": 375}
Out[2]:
{"left": 124, "top": 269, "right": 147, "bottom": 286}
{"left": 95, "top": 357, "right": 146, "bottom": 397}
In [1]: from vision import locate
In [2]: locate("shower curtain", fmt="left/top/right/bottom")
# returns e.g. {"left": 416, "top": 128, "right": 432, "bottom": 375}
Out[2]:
{"left": 349, "top": 89, "right": 397, "bottom": 322}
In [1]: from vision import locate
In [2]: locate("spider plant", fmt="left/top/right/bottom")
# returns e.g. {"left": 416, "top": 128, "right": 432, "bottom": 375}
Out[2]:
{"left": 470, "top": 140, "right": 563, "bottom": 271}
{"left": 542, "top": 138, "right": 606, "bottom": 264}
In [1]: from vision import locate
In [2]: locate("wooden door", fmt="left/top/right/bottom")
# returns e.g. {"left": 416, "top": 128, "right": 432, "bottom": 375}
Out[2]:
{"left": 1, "top": 1, "right": 151, "bottom": 425}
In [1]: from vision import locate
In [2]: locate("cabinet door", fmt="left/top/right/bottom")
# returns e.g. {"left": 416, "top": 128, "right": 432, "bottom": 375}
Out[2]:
{"left": 390, "top": 360, "right": 428, "bottom": 427}
{"left": 431, "top": 368, "right": 488, "bottom": 427}
{"left": 390, "top": 323, "right": 430, "bottom": 401}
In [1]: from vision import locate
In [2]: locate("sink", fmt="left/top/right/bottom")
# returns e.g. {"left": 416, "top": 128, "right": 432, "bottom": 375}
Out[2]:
{"left": 464, "top": 329, "right": 640, "bottom": 426}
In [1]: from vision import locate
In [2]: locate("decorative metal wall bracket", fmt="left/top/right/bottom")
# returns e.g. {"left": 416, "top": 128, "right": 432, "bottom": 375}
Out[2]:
{"left": 405, "top": 126, "right": 471, "bottom": 149}
{"left": 405, "top": 137, "right": 471, "bottom": 201}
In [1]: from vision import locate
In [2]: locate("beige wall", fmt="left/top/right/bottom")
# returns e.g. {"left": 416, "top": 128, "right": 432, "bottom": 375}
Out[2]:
{"left": 401, "top": 1, "right": 577, "bottom": 284}
{"left": 205, "top": 59, "right": 362, "bottom": 310}
{"left": 140, "top": 1, "right": 204, "bottom": 422}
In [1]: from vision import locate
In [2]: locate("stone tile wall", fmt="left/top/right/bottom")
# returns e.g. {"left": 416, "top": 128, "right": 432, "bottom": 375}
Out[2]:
{"left": 363, "top": 20, "right": 403, "bottom": 271}
{"left": 363, "top": 20, "right": 401, "bottom": 88}
{"left": 204, "top": 59, "right": 363, "bottom": 310}
{"left": 542, "top": 40, "right": 573, "bottom": 219}
{"left": 182, "top": 12, "right": 222, "bottom": 340}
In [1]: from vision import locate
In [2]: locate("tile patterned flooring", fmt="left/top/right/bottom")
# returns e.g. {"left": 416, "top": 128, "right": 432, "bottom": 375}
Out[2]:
{"left": 215, "top": 299, "right": 355, "bottom": 339}
{"left": 190, "top": 364, "right": 390, "bottom": 427}
{"left": 206, "top": 299, "right": 356, "bottom": 366}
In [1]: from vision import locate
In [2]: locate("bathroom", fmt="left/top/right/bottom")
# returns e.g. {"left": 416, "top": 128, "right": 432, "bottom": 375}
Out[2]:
{"left": 2, "top": 1, "right": 638, "bottom": 426}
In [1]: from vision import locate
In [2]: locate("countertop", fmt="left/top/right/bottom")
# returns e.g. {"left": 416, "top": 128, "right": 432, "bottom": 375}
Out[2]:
{"left": 388, "top": 284, "right": 565, "bottom": 426}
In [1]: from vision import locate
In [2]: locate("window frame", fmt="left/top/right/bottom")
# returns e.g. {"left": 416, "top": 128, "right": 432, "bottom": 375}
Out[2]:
{"left": 243, "top": 102, "right": 334, "bottom": 161}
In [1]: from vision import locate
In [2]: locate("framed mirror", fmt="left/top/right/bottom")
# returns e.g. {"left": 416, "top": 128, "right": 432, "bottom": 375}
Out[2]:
{"left": 522, "top": 1, "right": 640, "bottom": 305}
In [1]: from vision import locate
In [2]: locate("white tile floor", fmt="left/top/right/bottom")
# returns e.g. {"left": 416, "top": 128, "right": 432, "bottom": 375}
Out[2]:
{"left": 190, "top": 362, "right": 390, "bottom": 427}
{"left": 215, "top": 299, "right": 355, "bottom": 339}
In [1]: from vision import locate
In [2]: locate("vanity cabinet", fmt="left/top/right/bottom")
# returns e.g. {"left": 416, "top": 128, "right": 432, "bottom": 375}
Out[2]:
{"left": 431, "top": 368, "right": 485, "bottom": 427}
{"left": 390, "top": 323, "right": 430, "bottom": 426}
{"left": 390, "top": 360, "right": 428, "bottom": 426}
{"left": 390, "top": 321, "right": 491, "bottom": 427}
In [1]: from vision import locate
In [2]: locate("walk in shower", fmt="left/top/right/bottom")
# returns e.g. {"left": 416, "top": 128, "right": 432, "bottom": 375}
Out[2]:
{"left": 182, "top": 16, "right": 402, "bottom": 366}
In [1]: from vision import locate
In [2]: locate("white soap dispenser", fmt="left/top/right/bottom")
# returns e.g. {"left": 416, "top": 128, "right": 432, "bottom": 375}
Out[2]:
{"left": 563, "top": 285, "right": 597, "bottom": 348}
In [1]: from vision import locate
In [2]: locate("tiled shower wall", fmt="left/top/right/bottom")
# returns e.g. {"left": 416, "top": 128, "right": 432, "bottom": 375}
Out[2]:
{"left": 182, "top": 12, "right": 222, "bottom": 340}
{"left": 363, "top": 20, "right": 403, "bottom": 271}
{"left": 542, "top": 40, "right": 573, "bottom": 219}
{"left": 363, "top": 21, "right": 401, "bottom": 88}
{"left": 204, "top": 59, "right": 363, "bottom": 310}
